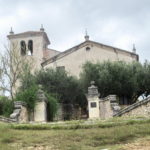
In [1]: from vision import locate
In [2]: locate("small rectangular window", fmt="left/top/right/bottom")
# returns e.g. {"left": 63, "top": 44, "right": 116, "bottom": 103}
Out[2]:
{"left": 56, "top": 66, "right": 65, "bottom": 71}
{"left": 91, "top": 102, "right": 97, "bottom": 108}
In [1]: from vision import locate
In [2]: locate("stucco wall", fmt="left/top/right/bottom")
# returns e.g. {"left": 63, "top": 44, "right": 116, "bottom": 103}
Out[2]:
{"left": 45, "top": 42, "right": 138, "bottom": 77}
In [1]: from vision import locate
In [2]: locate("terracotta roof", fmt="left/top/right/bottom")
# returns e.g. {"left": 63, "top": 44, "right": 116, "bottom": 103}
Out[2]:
{"left": 43, "top": 48, "right": 60, "bottom": 59}
{"left": 47, "top": 48, "right": 60, "bottom": 53}
{"left": 41, "top": 40, "right": 139, "bottom": 67}
{"left": 7, "top": 31, "right": 50, "bottom": 44}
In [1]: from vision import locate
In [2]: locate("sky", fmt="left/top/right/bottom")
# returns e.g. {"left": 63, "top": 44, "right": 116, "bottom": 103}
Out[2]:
{"left": 0, "top": 0, "right": 150, "bottom": 62}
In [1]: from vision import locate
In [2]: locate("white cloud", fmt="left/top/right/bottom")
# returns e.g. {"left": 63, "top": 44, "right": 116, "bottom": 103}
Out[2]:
{"left": 0, "top": 0, "right": 150, "bottom": 62}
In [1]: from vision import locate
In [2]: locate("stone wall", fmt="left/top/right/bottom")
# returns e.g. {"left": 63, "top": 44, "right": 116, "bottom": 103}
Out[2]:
{"left": 18, "top": 105, "right": 28, "bottom": 123}
{"left": 99, "top": 95, "right": 120, "bottom": 119}
{"left": 54, "top": 103, "right": 82, "bottom": 121}
{"left": 0, "top": 116, "right": 16, "bottom": 123}
{"left": 54, "top": 104, "right": 63, "bottom": 121}
{"left": 10, "top": 86, "right": 48, "bottom": 123}
{"left": 114, "top": 97, "right": 150, "bottom": 117}
{"left": 99, "top": 98, "right": 113, "bottom": 119}
{"left": 10, "top": 101, "right": 28, "bottom": 123}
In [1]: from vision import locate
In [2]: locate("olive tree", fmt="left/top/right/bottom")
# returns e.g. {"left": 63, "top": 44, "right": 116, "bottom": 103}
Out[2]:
{"left": 35, "top": 68, "right": 87, "bottom": 108}
{"left": 80, "top": 61, "right": 150, "bottom": 104}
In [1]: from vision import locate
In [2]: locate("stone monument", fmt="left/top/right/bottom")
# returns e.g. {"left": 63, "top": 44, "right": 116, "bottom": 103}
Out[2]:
{"left": 86, "top": 81, "right": 100, "bottom": 119}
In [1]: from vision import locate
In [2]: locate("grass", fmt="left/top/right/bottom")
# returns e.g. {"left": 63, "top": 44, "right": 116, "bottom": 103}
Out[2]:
{"left": 0, "top": 117, "right": 150, "bottom": 150}
{"left": 10, "top": 117, "right": 150, "bottom": 130}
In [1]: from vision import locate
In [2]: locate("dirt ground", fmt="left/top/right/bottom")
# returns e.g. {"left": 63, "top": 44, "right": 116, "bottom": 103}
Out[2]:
{"left": 122, "top": 137, "right": 150, "bottom": 150}
{"left": 19, "top": 137, "right": 150, "bottom": 150}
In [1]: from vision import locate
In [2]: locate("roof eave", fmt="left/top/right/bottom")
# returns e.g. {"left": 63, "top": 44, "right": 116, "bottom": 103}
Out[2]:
{"left": 42, "top": 40, "right": 139, "bottom": 67}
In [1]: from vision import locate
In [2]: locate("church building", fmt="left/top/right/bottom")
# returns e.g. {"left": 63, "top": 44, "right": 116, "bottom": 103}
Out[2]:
{"left": 7, "top": 26, "right": 139, "bottom": 77}
{"left": 7, "top": 26, "right": 140, "bottom": 121}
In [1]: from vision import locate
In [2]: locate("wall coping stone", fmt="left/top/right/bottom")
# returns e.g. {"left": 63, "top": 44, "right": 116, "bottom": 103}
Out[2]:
{"left": 101, "top": 95, "right": 117, "bottom": 102}
{"left": 14, "top": 101, "right": 27, "bottom": 107}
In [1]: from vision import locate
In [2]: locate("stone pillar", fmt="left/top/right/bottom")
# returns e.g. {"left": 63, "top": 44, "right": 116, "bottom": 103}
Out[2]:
{"left": 10, "top": 101, "right": 28, "bottom": 123}
{"left": 34, "top": 85, "right": 47, "bottom": 122}
{"left": 86, "top": 81, "right": 100, "bottom": 119}
{"left": 99, "top": 95, "right": 120, "bottom": 119}
{"left": 109, "top": 95, "right": 121, "bottom": 115}
{"left": 99, "top": 96, "right": 114, "bottom": 119}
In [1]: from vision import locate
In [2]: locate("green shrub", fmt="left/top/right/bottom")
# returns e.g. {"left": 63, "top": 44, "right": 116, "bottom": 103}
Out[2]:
{"left": 0, "top": 96, "right": 13, "bottom": 117}
{"left": 15, "top": 85, "right": 38, "bottom": 112}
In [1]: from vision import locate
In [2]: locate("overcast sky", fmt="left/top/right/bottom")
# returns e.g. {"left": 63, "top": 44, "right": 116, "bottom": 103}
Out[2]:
{"left": 0, "top": 0, "right": 150, "bottom": 62}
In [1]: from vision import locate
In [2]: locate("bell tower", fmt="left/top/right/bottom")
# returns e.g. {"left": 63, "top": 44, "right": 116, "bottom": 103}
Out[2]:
{"left": 7, "top": 26, "right": 50, "bottom": 71}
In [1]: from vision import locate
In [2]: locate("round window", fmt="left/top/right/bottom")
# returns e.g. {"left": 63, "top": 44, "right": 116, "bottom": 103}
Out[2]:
{"left": 86, "top": 47, "right": 90, "bottom": 51}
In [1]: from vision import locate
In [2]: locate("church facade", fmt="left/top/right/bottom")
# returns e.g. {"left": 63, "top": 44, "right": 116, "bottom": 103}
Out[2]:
{"left": 7, "top": 27, "right": 139, "bottom": 77}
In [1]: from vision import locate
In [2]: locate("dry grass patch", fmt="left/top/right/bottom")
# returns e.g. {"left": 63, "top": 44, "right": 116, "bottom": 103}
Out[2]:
{"left": 122, "top": 137, "right": 150, "bottom": 150}
{"left": 0, "top": 118, "right": 150, "bottom": 150}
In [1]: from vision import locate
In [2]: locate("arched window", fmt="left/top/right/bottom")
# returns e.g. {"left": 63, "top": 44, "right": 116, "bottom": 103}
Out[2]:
{"left": 20, "top": 41, "right": 26, "bottom": 56}
{"left": 28, "top": 40, "right": 33, "bottom": 55}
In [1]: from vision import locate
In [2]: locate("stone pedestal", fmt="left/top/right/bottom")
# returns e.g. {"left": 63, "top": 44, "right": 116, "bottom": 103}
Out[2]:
{"left": 109, "top": 95, "right": 121, "bottom": 115}
{"left": 86, "top": 81, "right": 100, "bottom": 119}
{"left": 34, "top": 86, "right": 47, "bottom": 122}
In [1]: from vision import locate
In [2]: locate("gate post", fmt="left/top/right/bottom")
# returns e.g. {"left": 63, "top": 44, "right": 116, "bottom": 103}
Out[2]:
{"left": 34, "top": 85, "right": 48, "bottom": 122}
{"left": 86, "top": 81, "right": 100, "bottom": 119}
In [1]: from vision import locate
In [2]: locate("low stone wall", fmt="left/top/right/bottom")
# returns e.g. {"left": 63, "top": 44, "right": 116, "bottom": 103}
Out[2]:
{"left": 114, "top": 97, "right": 150, "bottom": 117}
{"left": 54, "top": 103, "right": 82, "bottom": 121}
{"left": 0, "top": 116, "right": 16, "bottom": 123}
